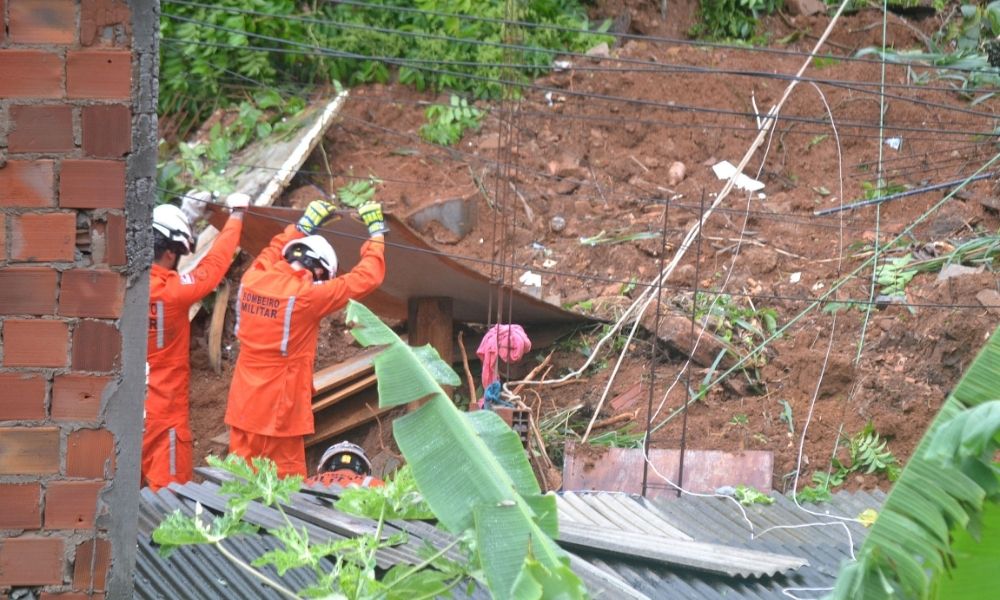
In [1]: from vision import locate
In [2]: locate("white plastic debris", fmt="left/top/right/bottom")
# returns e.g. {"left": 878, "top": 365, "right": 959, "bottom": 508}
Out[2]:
{"left": 519, "top": 270, "right": 542, "bottom": 287}
{"left": 790, "top": 271, "right": 802, "bottom": 284}
{"left": 542, "top": 259, "right": 557, "bottom": 269}
{"left": 885, "top": 137, "right": 902, "bottom": 150}
{"left": 711, "top": 160, "right": 765, "bottom": 192}
{"left": 553, "top": 60, "right": 573, "bottom": 71}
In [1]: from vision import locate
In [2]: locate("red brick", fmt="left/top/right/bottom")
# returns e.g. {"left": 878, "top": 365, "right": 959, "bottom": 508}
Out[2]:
{"left": 71, "top": 320, "right": 120, "bottom": 371}
{"left": 0, "top": 483, "right": 41, "bottom": 529}
{"left": 0, "top": 160, "right": 56, "bottom": 207}
{"left": 59, "top": 270, "right": 124, "bottom": 318}
{"left": 0, "top": 537, "right": 64, "bottom": 586}
{"left": 67, "top": 50, "right": 131, "bottom": 99}
{"left": 8, "top": 0, "right": 76, "bottom": 44}
{"left": 45, "top": 480, "right": 105, "bottom": 529}
{"left": 52, "top": 375, "right": 110, "bottom": 421}
{"left": 8, "top": 105, "right": 75, "bottom": 153}
{"left": 0, "top": 427, "right": 60, "bottom": 474}
{"left": 72, "top": 538, "right": 110, "bottom": 590}
{"left": 66, "top": 429, "right": 115, "bottom": 478}
{"left": 0, "top": 267, "right": 58, "bottom": 314}
{"left": 105, "top": 214, "right": 125, "bottom": 266}
{"left": 0, "top": 373, "right": 47, "bottom": 420}
{"left": 41, "top": 594, "right": 105, "bottom": 600}
{"left": 81, "top": 0, "right": 130, "bottom": 47}
{"left": 2, "top": 319, "right": 68, "bottom": 367}
{"left": 10, "top": 213, "right": 76, "bottom": 262}
{"left": 59, "top": 160, "right": 126, "bottom": 209}
{"left": 0, "top": 51, "right": 63, "bottom": 98}
{"left": 0, "top": 214, "right": 6, "bottom": 261}
{"left": 81, "top": 105, "right": 131, "bottom": 158}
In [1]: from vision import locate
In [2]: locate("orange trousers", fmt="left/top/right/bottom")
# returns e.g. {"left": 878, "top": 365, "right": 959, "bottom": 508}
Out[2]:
{"left": 142, "top": 421, "right": 193, "bottom": 490}
{"left": 229, "top": 427, "right": 307, "bottom": 478}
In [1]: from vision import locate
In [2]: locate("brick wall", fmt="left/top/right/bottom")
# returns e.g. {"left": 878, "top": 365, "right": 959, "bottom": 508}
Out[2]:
{"left": 0, "top": 1, "right": 153, "bottom": 597}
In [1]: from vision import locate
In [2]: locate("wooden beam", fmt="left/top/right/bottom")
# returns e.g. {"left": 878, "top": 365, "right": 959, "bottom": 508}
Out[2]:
{"left": 407, "top": 297, "right": 454, "bottom": 405}
{"left": 312, "top": 373, "right": 377, "bottom": 413}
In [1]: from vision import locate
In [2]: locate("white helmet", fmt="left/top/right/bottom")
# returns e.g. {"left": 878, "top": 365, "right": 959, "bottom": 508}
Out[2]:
{"left": 318, "top": 441, "right": 372, "bottom": 476}
{"left": 282, "top": 235, "right": 337, "bottom": 280}
{"left": 152, "top": 203, "right": 195, "bottom": 255}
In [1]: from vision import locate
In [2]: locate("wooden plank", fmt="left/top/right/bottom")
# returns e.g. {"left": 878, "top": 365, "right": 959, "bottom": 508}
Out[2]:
{"left": 180, "top": 91, "right": 349, "bottom": 320}
{"left": 562, "top": 442, "right": 773, "bottom": 498}
{"left": 306, "top": 385, "right": 389, "bottom": 447}
{"left": 207, "top": 279, "right": 230, "bottom": 374}
{"left": 312, "top": 346, "right": 382, "bottom": 396}
{"left": 312, "top": 373, "right": 378, "bottom": 412}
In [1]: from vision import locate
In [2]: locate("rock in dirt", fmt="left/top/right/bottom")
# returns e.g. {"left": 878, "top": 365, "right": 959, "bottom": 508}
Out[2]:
{"left": 785, "top": 0, "right": 827, "bottom": 16}
{"left": 555, "top": 179, "right": 580, "bottom": 195}
{"left": 585, "top": 42, "right": 610, "bottom": 60}
{"left": 642, "top": 313, "right": 743, "bottom": 372}
{"left": 549, "top": 215, "right": 566, "bottom": 233}
{"left": 976, "top": 289, "right": 1000, "bottom": 315}
{"left": 936, "top": 263, "right": 984, "bottom": 282}
{"left": 667, "top": 161, "right": 686, "bottom": 186}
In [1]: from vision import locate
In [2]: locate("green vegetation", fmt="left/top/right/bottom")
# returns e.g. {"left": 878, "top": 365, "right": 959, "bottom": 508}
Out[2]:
{"left": 796, "top": 422, "right": 901, "bottom": 504}
{"left": 694, "top": 292, "right": 779, "bottom": 364}
{"left": 831, "top": 326, "right": 1000, "bottom": 599}
{"left": 157, "top": 90, "right": 306, "bottom": 202}
{"left": 153, "top": 457, "right": 474, "bottom": 598}
{"left": 690, "top": 0, "right": 781, "bottom": 41}
{"left": 734, "top": 485, "right": 775, "bottom": 506}
{"left": 344, "top": 301, "right": 586, "bottom": 599}
{"left": 337, "top": 176, "right": 382, "bottom": 208}
{"left": 161, "top": 0, "right": 608, "bottom": 134}
{"left": 419, "top": 95, "right": 485, "bottom": 146}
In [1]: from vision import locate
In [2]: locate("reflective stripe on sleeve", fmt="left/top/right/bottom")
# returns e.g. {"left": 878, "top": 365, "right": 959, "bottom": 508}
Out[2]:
{"left": 280, "top": 296, "right": 296, "bottom": 356}
{"left": 233, "top": 284, "right": 243, "bottom": 336}
{"left": 155, "top": 300, "right": 165, "bottom": 349}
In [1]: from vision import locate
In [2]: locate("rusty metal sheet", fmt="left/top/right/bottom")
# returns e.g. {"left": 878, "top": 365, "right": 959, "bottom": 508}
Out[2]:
{"left": 562, "top": 442, "right": 772, "bottom": 499}
{"left": 213, "top": 205, "right": 590, "bottom": 325}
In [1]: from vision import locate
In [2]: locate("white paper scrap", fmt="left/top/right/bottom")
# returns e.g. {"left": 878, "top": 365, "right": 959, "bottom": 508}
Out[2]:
{"left": 519, "top": 270, "right": 542, "bottom": 287}
{"left": 711, "top": 160, "right": 765, "bottom": 192}
{"left": 790, "top": 271, "right": 802, "bottom": 284}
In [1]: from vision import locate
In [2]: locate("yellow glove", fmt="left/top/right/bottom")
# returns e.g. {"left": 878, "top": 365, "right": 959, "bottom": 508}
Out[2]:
{"left": 358, "top": 202, "right": 388, "bottom": 236}
{"left": 298, "top": 200, "right": 337, "bottom": 234}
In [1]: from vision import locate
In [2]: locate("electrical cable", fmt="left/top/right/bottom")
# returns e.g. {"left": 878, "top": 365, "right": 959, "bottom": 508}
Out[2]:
{"left": 160, "top": 13, "right": 1000, "bottom": 140}
{"left": 163, "top": 187, "right": 1000, "bottom": 312}
{"left": 228, "top": 0, "right": 1000, "bottom": 77}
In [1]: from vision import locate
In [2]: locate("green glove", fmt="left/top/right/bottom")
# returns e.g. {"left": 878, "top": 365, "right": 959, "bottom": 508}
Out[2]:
{"left": 358, "top": 202, "right": 388, "bottom": 236}
{"left": 297, "top": 200, "right": 337, "bottom": 234}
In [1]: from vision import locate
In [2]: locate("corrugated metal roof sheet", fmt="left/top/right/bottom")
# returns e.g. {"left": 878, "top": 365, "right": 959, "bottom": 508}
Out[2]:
{"left": 561, "top": 489, "right": 885, "bottom": 599}
{"left": 136, "top": 470, "right": 879, "bottom": 599}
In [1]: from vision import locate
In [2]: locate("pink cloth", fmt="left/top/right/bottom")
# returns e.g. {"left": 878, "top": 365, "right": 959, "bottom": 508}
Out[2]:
{"left": 476, "top": 324, "right": 532, "bottom": 388}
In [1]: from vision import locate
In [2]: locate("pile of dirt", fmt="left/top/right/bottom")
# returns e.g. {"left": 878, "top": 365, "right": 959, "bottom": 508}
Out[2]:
{"left": 187, "top": 4, "right": 1000, "bottom": 492}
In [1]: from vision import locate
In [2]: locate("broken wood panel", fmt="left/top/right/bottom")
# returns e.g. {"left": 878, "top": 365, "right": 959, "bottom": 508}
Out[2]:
{"left": 207, "top": 280, "right": 230, "bottom": 374}
{"left": 562, "top": 442, "right": 772, "bottom": 498}
{"left": 211, "top": 205, "right": 590, "bottom": 325}
{"left": 312, "top": 373, "right": 378, "bottom": 413}
{"left": 312, "top": 346, "right": 382, "bottom": 396}
{"left": 179, "top": 92, "right": 349, "bottom": 320}
{"left": 306, "top": 385, "right": 389, "bottom": 448}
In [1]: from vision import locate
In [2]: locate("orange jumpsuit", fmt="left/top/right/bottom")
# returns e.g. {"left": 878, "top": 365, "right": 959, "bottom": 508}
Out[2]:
{"left": 225, "top": 224, "right": 386, "bottom": 477}
{"left": 143, "top": 216, "right": 243, "bottom": 490}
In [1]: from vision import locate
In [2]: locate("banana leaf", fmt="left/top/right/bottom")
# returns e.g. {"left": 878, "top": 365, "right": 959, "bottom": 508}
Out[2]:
{"left": 345, "top": 301, "right": 585, "bottom": 600}
{"left": 828, "top": 326, "right": 1000, "bottom": 600}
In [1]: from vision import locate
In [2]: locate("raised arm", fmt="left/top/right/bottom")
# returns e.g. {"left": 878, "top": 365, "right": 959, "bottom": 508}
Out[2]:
{"left": 310, "top": 237, "right": 386, "bottom": 316}
{"left": 174, "top": 212, "right": 244, "bottom": 305}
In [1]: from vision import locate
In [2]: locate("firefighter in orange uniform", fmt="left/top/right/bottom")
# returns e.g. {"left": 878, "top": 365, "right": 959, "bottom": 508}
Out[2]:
{"left": 143, "top": 194, "right": 248, "bottom": 489}
{"left": 225, "top": 200, "right": 387, "bottom": 477}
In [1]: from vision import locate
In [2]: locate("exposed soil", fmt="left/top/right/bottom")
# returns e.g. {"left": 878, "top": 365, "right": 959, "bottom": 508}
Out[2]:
{"left": 188, "top": 3, "right": 1000, "bottom": 493}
